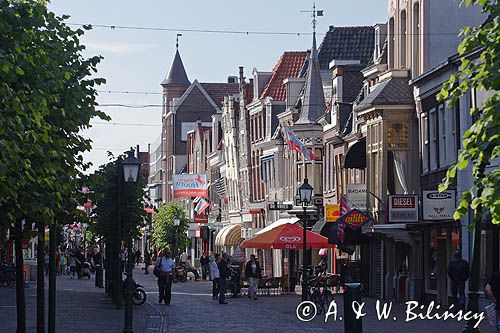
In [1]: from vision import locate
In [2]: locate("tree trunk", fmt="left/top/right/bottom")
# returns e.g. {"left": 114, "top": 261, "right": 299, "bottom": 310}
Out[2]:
{"left": 48, "top": 223, "right": 56, "bottom": 333}
{"left": 36, "top": 222, "right": 45, "bottom": 333}
{"left": 14, "top": 220, "right": 26, "bottom": 333}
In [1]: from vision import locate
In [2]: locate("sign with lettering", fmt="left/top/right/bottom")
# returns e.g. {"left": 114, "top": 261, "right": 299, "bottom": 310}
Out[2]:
{"left": 388, "top": 195, "right": 419, "bottom": 222}
{"left": 423, "top": 190, "right": 456, "bottom": 220}
{"left": 268, "top": 202, "right": 293, "bottom": 211}
{"left": 172, "top": 174, "right": 208, "bottom": 198}
{"left": 325, "top": 204, "right": 340, "bottom": 222}
{"left": 338, "top": 209, "right": 372, "bottom": 230}
{"left": 346, "top": 183, "right": 367, "bottom": 210}
{"left": 194, "top": 214, "right": 208, "bottom": 223}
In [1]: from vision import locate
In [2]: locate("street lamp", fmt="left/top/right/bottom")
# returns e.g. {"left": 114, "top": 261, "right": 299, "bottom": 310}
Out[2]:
{"left": 122, "top": 150, "right": 141, "bottom": 333}
{"left": 173, "top": 213, "right": 180, "bottom": 261}
{"left": 298, "top": 178, "right": 313, "bottom": 302}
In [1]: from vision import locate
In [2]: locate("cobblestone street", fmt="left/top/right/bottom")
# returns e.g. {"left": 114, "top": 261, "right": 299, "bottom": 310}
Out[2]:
{"left": 0, "top": 267, "right": 496, "bottom": 332}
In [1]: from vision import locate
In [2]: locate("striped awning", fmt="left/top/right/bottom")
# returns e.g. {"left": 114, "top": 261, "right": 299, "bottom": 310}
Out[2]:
{"left": 215, "top": 224, "right": 242, "bottom": 247}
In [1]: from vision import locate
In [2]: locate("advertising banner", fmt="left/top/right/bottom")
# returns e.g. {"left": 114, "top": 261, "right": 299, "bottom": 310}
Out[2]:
{"left": 325, "top": 204, "right": 340, "bottom": 222}
{"left": 346, "top": 183, "right": 367, "bottom": 210}
{"left": 423, "top": 190, "right": 456, "bottom": 220}
{"left": 172, "top": 174, "right": 208, "bottom": 198}
{"left": 388, "top": 194, "right": 419, "bottom": 222}
{"left": 338, "top": 209, "right": 372, "bottom": 230}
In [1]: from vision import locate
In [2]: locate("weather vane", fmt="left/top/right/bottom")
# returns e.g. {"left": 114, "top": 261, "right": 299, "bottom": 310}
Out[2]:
{"left": 176, "top": 33, "right": 182, "bottom": 49}
{"left": 301, "top": 3, "right": 323, "bottom": 34}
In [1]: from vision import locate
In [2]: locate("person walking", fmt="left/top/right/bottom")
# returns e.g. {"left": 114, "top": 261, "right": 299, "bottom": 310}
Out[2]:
{"left": 155, "top": 250, "right": 176, "bottom": 305}
{"left": 485, "top": 270, "right": 500, "bottom": 333}
{"left": 44, "top": 249, "right": 50, "bottom": 276}
{"left": 68, "top": 251, "right": 76, "bottom": 279}
{"left": 447, "top": 250, "right": 470, "bottom": 310}
{"left": 210, "top": 254, "right": 220, "bottom": 299}
{"left": 217, "top": 253, "right": 230, "bottom": 304}
{"left": 200, "top": 252, "right": 210, "bottom": 280}
{"left": 135, "top": 248, "right": 141, "bottom": 266}
{"left": 245, "top": 254, "right": 261, "bottom": 300}
{"left": 144, "top": 249, "right": 151, "bottom": 274}
{"left": 60, "top": 252, "right": 66, "bottom": 275}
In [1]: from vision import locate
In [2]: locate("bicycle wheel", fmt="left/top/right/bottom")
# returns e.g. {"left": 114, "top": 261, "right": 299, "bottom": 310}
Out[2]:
{"left": 132, "top": 288, "right": 146, "bottom": 305}
{"left": 225, "top": 281, "right": 236, "bottom": 299}
{"left": 322, "top": 289, "right": 334, "bottom": 313}
{"left": 311, "top": 290, "right": 323, "bottom": 313}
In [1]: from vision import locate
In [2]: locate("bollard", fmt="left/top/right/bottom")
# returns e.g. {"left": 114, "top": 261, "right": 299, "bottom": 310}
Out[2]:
{"left": 344, "top": 283, "right": 362, "bottom": 333}
{"left": 95, "top": 264, "right": 104, "bottom": 288}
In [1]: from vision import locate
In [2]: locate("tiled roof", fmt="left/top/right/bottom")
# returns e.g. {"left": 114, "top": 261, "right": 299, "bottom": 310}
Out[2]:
{"left": 201, "top": 83, "right": 240, "bottom": 108}
{"left": 259, "top": 51, "right": 308, "bottom": 101}
{"left": 355, "top": 77, "right": 414, "bottom": 111}
{"left": 318, "top": 26, "right": 375, "bottom": 69}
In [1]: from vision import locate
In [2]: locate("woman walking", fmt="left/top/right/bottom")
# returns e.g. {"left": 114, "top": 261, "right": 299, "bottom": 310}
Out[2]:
{"left": 209, "top": 254, "right": 220, "bottom": 299}
{"left": 155, "top": 250, "right": 175, "bottom": 305}
{"left": 245, "top": 254, "right": 261, "bottom": 300}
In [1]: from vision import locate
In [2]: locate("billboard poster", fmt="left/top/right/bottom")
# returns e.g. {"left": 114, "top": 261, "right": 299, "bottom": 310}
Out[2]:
{"left": 423, "top": 190, "right": 456, "bottom": 220}
{"left": 325, "top": 204, "right": 340, "bottom": 222}
{"left": 172, "top": 174, "right": 208, "bottom": 198}
{"left": 388, "top": 194, "right": 419, "bottom": 222}
{"left": 346, "top": 183, "right": 367, "bottom": 210}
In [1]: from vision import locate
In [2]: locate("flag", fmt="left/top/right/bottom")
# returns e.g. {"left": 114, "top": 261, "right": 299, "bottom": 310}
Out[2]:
{"left": 337, "top": 195, "right": 352, "bottom": 243}
{"left": 194, "top": 198, "right": 210, "bottom": 215}
{"left": 213, "top": 177, "right": 226, "bottom": 198}
{"left": 283, "top": 124, "right": 317, "bottom": 161}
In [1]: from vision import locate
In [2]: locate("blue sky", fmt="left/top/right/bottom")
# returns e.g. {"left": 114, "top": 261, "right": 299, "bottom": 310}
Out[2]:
{"left": 48, "top": 0, "right": 387, "bottom": 172}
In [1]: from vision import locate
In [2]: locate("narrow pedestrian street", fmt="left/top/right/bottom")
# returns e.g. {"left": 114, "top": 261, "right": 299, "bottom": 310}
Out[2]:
{"left": 3, "top": 266, "right": 494, "bottom": 332}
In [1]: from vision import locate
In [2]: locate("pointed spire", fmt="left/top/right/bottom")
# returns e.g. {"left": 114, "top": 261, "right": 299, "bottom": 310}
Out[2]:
{"left": 162, "top": 39, "right": 190, "bottom": 86}
{"left": 295, "top": 30, "right": 326, "bottom": 124}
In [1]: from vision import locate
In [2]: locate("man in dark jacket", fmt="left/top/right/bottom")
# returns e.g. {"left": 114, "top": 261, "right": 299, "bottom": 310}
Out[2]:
{"left": 447, "top": 250, "right": 470, "bottom": 309}
{"left": 200, "top": 252, "right": 210, "bottom": 280}
{"left": 217, "top": 253, "right": 230, "bottom": 304}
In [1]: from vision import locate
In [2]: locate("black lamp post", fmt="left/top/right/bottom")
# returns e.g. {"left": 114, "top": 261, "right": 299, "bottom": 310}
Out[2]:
{"left": 299, "top": 178, "right": 313, "bottom": 302}
{"left": 122, "top": 150, "right": 141, "bottom": 333}
{"left": 173, "top": 213, "right": 181, "bottom": 261}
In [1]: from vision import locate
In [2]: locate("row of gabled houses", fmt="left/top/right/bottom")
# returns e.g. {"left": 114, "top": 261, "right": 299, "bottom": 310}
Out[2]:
{"left": 146, "top": 0, "right": 499, "bottom": 305}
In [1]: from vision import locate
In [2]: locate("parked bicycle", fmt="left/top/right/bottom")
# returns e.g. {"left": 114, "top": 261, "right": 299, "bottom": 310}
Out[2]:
{"left": 307, "top": 276, "right": 334, "bottom": 314}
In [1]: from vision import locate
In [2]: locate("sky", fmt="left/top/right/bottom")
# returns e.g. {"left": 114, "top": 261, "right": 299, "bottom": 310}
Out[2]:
{"left": 48, "top": 0, "right": 387, "bottom": 172}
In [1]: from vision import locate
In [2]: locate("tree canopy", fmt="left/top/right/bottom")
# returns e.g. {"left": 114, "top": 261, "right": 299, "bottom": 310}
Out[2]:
{"left": 0, "top": 0, "right": 109, "bottom": 227}
{"left": 152, "top": 202, "right": 189, "bottom": 253}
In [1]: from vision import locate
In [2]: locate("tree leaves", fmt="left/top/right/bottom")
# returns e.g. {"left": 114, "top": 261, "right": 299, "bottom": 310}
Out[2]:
{"left": 0, "top": 0, "right": 108, "bottom": 230}
{"left": 438, "top": 0, "right": 500, "bottom": 225}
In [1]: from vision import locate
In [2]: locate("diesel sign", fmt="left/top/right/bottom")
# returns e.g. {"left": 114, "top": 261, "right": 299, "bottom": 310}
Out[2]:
{"left": 388, "top": 194, "right": 419, "bottom": 223}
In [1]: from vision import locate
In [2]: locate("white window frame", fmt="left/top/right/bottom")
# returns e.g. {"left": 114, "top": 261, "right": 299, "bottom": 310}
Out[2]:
{"left": 429, "top": 107, "right": 438, "bottom": 171}
{"left": 439, "top": 104, "right": 447, "bottom": 167}
{"left": 421, "top": 112, "right": 429, "bottom": 173}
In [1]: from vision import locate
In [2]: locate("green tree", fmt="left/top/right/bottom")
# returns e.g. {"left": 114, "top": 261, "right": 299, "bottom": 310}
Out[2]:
{"left": 437, "top": 1, "right": 499, "bottom": 331}
{"left": 0, "top": 1, "right": 108, "bottom": 330}
{"left": 91, "top": 153, "right": 146, "bottom": 307}
{"left": 152, "top": 202, "right": 189, "bottom": 256}
{"left": 438, "top": 0, "right": 500, "bottom": 225}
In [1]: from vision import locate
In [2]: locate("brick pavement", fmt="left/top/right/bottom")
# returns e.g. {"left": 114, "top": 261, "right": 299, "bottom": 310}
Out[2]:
{"left": 0, "top": 269, "right": 153, "bottom": 332}
{"left": 132, "top": 270, "right": 496, "bottom": 333}
{"left": 0, "top": 268, "right": 496, "bottom": 332}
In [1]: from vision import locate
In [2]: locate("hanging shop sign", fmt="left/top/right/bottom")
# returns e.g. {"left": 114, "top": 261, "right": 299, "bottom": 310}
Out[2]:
{"left": 325, "top": 204, "right": 340, "bottom": 222}
{"left": 388, "top": 194, "right": 418, "bottom": 222}
{"left": 338, "top": 209, "right": 372, "bottom": 230}
{"left": 346, "top": 183, "right": 367, "bottom": 210}
{"left": 268, "top": 202, "right": 293, "bottom": 211}
{"left": 423, "top": 190, "right": 456, "bottom": 220}
{"left": 194, "top": 214, "right": 208, "bottom": 223}
{"left": 172, "top": 173, "right": 208, "bottom": 198}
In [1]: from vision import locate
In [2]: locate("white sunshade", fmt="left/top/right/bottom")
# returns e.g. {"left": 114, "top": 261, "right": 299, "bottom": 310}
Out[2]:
{"left": 254, "top": 217, "right": 300, "bottom": 236}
